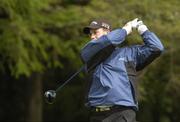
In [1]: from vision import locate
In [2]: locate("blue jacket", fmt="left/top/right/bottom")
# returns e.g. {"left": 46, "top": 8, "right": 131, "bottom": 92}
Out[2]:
{"left": 80, "top": 29, "right": 164, "bottom": 110}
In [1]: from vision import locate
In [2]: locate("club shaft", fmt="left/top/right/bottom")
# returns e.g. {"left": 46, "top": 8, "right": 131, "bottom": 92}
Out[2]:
{"left": 55, "top": 66, "right": 85, "bottom": 92}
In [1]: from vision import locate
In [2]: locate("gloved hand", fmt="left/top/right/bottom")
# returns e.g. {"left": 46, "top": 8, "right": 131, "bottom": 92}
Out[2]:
{"left": 136, "top": 20, "right": 148, "bottom": 35}
{"left": 131, "top": 18, "right": 139, "bottom": 29}
{"left": 122, "top": 18, "right": 139, "bottom": 35}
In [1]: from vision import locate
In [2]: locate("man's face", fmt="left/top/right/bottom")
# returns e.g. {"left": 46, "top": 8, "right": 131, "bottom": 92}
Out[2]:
{"left": 89, "top": 28, "right": 109, "bottom": 40}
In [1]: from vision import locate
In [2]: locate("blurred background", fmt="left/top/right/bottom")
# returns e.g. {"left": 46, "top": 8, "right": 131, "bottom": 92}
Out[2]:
{"left": 0, "top": 0, "right": 180, "bottom": 122}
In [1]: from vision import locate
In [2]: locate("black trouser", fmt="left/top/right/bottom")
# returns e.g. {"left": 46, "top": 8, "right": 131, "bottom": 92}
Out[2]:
{"left": 89, "top": 106, "right": 136, "bottom": 122}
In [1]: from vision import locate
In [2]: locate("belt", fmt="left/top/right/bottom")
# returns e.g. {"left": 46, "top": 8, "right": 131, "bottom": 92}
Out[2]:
{"left": 91, "top": 105, "right": 134, "bottom": 112}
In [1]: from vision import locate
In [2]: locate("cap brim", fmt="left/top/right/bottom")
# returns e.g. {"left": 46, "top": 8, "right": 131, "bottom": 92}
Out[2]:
{"left": 83, "top": 27, "right": 90, "bottom": 34}
{"left": 83, "top": 25, "right": 101, "bottom": 34}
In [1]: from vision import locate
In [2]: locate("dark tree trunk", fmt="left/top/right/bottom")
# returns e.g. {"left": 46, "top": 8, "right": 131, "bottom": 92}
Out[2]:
{"left": 27, "top": 73, "right": 42, "bottom": 122}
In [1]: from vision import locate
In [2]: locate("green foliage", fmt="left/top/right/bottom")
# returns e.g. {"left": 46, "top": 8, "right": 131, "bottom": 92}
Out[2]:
{"left": 0, "top": 0, "right": 65, "bottom": 77}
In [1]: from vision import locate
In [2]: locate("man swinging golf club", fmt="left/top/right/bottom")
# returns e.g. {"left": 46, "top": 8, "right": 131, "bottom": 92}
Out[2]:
{"left": 80, "top": 18, "right": 164, "bottom": 122}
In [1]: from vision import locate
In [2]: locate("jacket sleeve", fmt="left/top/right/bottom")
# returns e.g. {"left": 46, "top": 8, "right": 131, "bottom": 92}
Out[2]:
{"left": 80, "top": 29, "right": 127, "bottom": 63}
{"left": 131, "top": 30, "right": 164, "bottom": 71}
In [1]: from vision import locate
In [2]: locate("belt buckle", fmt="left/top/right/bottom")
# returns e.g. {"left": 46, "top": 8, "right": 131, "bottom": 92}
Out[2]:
{"left": 95, "top": 106, "right": 111, "bottom": 112}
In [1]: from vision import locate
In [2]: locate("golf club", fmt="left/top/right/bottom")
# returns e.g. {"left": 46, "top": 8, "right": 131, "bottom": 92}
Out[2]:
{"left": 44, "top": 43, "right": 115, "bottom": 104}
{"left": 44, "top": 66, "right": 85, "bottom": 104}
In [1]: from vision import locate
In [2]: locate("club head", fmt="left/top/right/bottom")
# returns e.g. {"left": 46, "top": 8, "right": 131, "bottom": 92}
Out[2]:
{"left": 44, "top": 90, "right": 56, "bottom": 104}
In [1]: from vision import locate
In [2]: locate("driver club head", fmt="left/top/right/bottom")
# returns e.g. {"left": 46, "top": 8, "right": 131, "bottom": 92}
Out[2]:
{"left": 44, "top": 90, "right": 56, "bottom": 104}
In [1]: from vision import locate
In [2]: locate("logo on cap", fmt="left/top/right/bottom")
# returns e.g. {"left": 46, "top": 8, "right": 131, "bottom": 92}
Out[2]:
{"left": 91, "top": 21, "right": 98, "bottom": 25}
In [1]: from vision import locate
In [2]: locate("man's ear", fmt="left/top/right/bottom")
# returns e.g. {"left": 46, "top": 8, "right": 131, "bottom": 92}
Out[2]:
{"left": 104, "top": 29, "right": 110, "bottom": 35}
